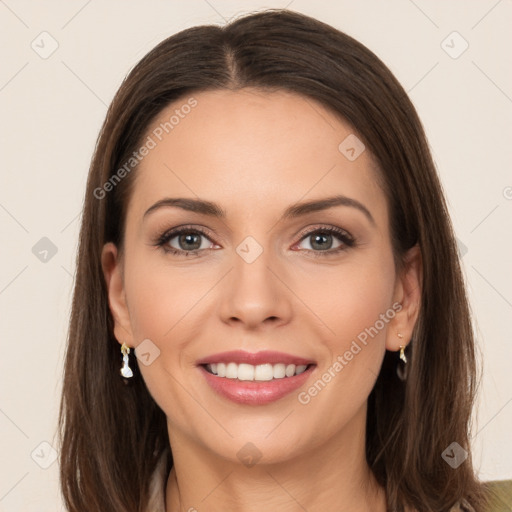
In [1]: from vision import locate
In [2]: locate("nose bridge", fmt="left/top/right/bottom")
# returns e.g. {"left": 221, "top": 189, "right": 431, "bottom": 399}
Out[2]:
{"left": 219, "top": 231, "right": 292, "bottom": 327}
{"left": 233, "top": 232, "right": 278, "bottom": 300}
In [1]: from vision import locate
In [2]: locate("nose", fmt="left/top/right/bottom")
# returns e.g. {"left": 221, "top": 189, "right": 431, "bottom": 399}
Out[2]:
{"left": 218, "top": 242, "right": 293, "bottom": 330}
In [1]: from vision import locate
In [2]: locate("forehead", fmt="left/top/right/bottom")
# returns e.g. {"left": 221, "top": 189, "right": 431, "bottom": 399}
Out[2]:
{"left": 128, "top": 88, "right": 387, "bottom": 227}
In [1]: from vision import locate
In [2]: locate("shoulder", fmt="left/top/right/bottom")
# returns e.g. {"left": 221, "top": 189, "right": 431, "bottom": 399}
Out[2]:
{"left": 142, "top": 472, "right": 512, "bottom": 512}
{"left": 450, "top": 480, "right": 512, "bottom": 512}
{"left": 481, "top": 479, "right": 512, "bottom": 511}
{"left": 405, "top": 480, "right": 512, "bottom": 512}
{"left": 452, "top": 499, "right": 475, "bottom": 512}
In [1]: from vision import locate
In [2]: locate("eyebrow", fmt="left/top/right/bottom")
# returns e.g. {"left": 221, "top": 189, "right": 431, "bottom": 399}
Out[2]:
{"left": 143, "top": 195, "right": 376, "bottom": 226}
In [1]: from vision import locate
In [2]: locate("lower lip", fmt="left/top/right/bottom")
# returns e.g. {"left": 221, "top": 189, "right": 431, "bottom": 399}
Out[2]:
{"left": 198, "top": 364, "right": 316, "bottom": 405}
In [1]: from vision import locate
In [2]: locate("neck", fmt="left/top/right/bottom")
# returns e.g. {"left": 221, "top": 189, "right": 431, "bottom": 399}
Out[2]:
{"left": 164, "top": 404, "right": 387, "bottom": 512}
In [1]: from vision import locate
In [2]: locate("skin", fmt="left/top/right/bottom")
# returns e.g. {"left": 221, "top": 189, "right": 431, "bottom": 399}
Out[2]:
{"left": 102, "top": 88, "right": 422, "bottom": 512}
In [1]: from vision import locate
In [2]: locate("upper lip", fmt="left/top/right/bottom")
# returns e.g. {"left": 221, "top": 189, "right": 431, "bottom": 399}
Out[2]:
{"left": 196, "top": 350, "right": 315, "bottom": 366}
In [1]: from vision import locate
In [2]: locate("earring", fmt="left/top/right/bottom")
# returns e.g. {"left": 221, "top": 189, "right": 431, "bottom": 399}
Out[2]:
{"left": 396, "top": 334, "right": 408, "bottom": 381}
{"left": 120, "top": 343, "right": 133, "bottom": 378}
{"left": 399, "top": 345, "right": 407, "bottom": 364}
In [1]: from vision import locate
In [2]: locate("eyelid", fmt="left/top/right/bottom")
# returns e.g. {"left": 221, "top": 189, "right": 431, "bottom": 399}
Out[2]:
{"left": 153, "top": 225, "right": 217, "bottom": 250}
{"left": 296, "top": 224, "right": 354, "bottom": 243}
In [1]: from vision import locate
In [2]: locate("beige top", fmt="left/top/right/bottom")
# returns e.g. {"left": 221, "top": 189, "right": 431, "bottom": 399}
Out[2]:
{"left": 145, "top": 451, "right": 475, "bottom": 512}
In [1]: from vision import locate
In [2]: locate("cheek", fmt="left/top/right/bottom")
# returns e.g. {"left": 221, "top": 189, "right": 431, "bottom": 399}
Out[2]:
{"left": 304, "top": 252, "right": 396, "bottom": 390}
{"left": 336, "top": 267, "right": 395, "bottom": 341}
{"left": 293, "top": 281, "right": 393, "bottom": 433}
{"left": 297, "top": 251, "right": 396, "bottom": 346}
{"left": 124, "top": 255, "right": 204, "bottom": 340}
{"left": 122, "top": 256, "right": 206, "bottom": 421}
{"left": 122, "top": 252, "right": 198, "bottom": 383}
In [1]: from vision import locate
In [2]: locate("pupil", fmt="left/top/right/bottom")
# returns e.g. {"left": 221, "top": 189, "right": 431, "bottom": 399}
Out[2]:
{"left": 311, "top": 233, "right": 332, "bottom": 250}
{"left": 180, "top": 233, "right": 200, "bottom": 250}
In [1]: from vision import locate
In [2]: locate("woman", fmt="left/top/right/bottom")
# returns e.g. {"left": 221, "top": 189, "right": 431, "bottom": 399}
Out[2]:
{"left": 57, "top": 8, "right": 500, "bottom": 511}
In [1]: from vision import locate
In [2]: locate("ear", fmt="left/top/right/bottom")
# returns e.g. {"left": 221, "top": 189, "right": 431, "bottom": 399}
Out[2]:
{"left": 385, "top": 244, "right": 423, "bottom": 352}
{"left": 101, "top": 242, "right": 135, "bottom": 348}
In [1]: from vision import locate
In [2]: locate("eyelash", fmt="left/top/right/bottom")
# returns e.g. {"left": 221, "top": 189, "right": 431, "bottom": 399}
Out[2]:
{"left": 153, "top": 224, "right": 356, "bottom": 258}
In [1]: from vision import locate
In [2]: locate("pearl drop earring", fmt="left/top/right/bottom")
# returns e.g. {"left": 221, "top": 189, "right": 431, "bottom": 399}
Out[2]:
{"left": 120, "top": 343, "right": 133, "bottom": 378}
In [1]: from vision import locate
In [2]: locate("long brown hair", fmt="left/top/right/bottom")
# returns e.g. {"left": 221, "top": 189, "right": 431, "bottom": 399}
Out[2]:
{"left": 58, "top": 8, "right": 490, "bottom": 511}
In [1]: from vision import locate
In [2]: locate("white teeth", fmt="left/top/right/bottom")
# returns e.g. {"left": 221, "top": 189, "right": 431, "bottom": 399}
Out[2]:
{"left": 295, "top": 364, "right": 308, "bottom": 375}
{"left": 273, "top": 363, "right": 286, "bottom": 379}
{"left": 285, "top": 364, "right": 296, "bottom": 377}
{"left": 254, "top": 364, "right": 274, "bottom": 381}
{"left": 217, "top": 363, "right": 226, "bottom": 377}
{"left": 226, "top": 362, "right": 238, "bottom": 379}
{"left": 205, "top": 362, "right": 310, "bottom": 380}
{"left": 238, "top": 363, "right": 255, "bottom": 381}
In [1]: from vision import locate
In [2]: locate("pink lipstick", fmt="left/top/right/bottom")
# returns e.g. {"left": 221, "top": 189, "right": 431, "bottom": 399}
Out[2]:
{"left": 196, "top": 350, "right": 316, "bottom": 405}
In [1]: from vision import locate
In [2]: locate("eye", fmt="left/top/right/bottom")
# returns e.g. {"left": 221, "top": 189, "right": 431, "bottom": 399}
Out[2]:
{"left": 293, "top": 226, "right": 355, "bottom": 257}
{"left": 155, "top": 226, "right": 217, "bottom": 257}
{"left": 153, "top": 224, "right": 355, "bottom": 258}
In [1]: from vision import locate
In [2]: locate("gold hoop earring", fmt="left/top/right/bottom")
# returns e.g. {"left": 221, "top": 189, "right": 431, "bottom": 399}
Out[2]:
{"left": 120, "top": 343, "right": 133, "bottom": 378}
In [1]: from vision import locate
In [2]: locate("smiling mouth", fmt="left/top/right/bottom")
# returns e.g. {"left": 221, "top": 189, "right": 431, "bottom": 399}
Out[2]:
{"left": 201, "top": 362, "right": 315, "bottom": 381}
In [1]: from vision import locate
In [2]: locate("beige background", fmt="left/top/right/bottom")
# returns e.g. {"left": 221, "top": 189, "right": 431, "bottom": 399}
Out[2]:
{"left": 1, "top": 1, "right": 511, "bottom": 510}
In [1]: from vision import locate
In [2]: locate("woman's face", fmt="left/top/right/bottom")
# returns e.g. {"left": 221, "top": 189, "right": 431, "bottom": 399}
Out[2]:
{"left": 102, "top": 88, "right": 420, "bottom": 465}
